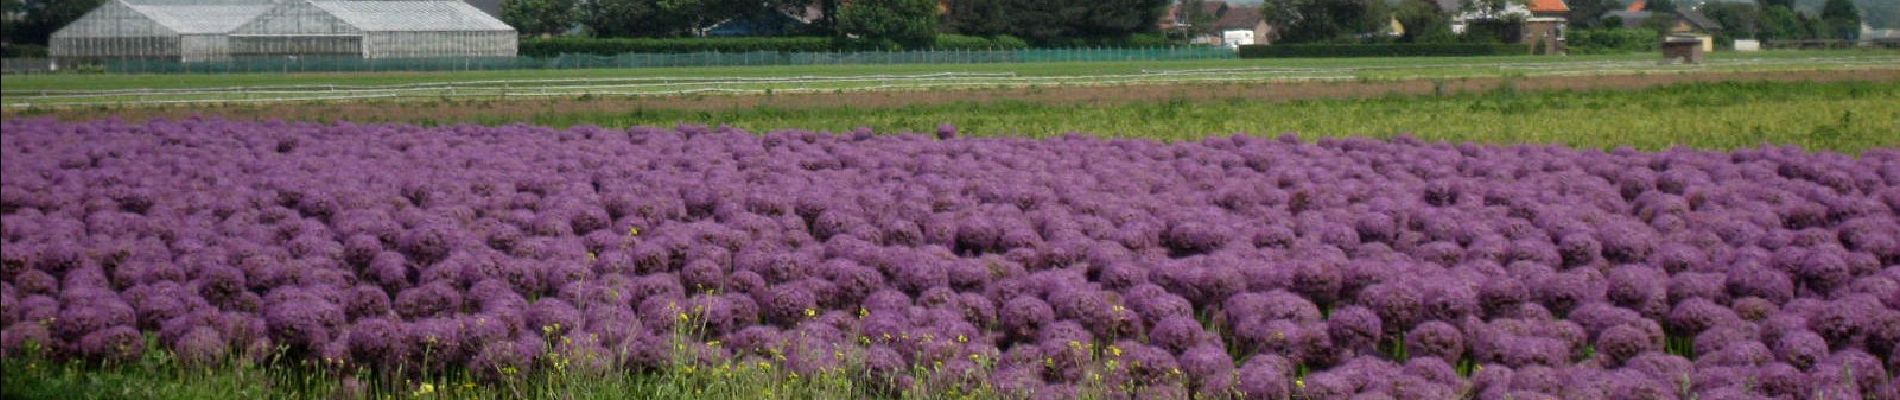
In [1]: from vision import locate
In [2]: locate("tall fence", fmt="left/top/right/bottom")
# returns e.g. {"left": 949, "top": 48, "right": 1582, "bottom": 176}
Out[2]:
{"left": 2, "top": 47, "right": 1236, "bottom": 75}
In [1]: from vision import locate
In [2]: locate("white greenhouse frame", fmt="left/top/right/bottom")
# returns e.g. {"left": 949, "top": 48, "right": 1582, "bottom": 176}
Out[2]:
{"left": 50, "top": 0, "right": 517, "bottom": 63}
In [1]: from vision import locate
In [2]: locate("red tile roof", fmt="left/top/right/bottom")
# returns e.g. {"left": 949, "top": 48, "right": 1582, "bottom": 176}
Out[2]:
{"left": 1529, "top": 0, "right": 1569, "bottom": 13}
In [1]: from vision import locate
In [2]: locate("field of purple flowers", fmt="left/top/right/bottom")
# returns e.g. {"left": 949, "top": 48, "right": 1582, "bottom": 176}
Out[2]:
{"left": 2, "top": 117, "right": 1898, "bottom": 399}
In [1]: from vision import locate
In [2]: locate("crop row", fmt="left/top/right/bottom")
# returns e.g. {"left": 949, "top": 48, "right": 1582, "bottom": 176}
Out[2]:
{"left": 1, "top": 119, "right": 1897, "bottom": 398}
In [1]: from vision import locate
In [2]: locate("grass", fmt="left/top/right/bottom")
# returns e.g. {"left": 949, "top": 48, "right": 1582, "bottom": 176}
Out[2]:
{"left": 89, "top": 79, "right": 1885, "bottom": 154}
{"left": 2, "top": 49, "right": 1894, "bottom": 93}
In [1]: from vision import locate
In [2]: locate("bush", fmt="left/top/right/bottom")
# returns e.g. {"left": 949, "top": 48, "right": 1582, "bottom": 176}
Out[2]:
{"left": 931, "top": 34, "right": 1032, "bottom": 50}
{"left": 521, "top": 37, "right": 836, "bottom": 57}
{"left": 1565, "top": 28, "right": 1660, "bottom": 55}
{"left": 1237, "top": 43, "right": 1532, "bottom": 58}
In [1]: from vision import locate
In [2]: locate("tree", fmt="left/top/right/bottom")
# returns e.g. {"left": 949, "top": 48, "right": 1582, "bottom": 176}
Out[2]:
{"left": 1818, "top": 0, "right": 1859, "bottom": 40}
{"left": 1394, "top": 0, "right": 1454, "bottom": 43}
{"left": 945, "top": 0, "right": 1012, "bottom": 37}
{"left": 583, "top": 0, "right": 672, "bottom": 37}
{"left": 1702, "top": 2, "right": 1762, "bottom": 39}
{"left": 8, "top": 0, "right": 104, "bottom": 45}
{"left": 1462, "top": 0, "right": 1528, "bottom": 19}
{"left": 1756, "top": 0, "right": 1794, "bottom": 9}
{"left": 502, "top": 0, "right": 579, "bottom": 37}
{"left": 1757, "top": 5, "right": 1806, "bottom": 39}
{"left": 1566, "top": 0, "right": 1619, "bottom": 29}
{"left": 1278, "top": 0, "right": 1387, "bottom": 43}
{"left": 1645, "top": 0, "right": 1676, "bottom": 13}
{"left": 836, "top": 0, "right": 938, "bottom": 48}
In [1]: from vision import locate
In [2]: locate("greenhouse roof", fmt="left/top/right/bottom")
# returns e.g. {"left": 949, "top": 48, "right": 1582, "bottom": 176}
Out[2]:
{"left": 307, "top": 1, "right": 514, "bottom": 32}
{"left": 122, "top": 0, "right": 275, "bottom": 34}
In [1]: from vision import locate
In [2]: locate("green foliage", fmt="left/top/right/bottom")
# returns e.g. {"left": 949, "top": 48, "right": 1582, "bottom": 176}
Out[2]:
{"left": 581, "top": 0, "right": 677, "bottom": 37}
{"left": 1567, "top": 0, "right": 1620, "bottom": 29}
{"left": 1758, "top": 5, "right": 1816, "bottom": 40}
{"left": 1463, "top": 17, "right": 1527, "bottom": 44}
{"left": 1276, "top": 0, "right": 1392, "bottom": 43}
{"left": 1394, "top": 0, "right": 1456, "bottom": 44}
{"left": 502, "top": 0, "right": 580, "bottom": 37}
{"left": 7, "top": 0, "right": 104, "bottom": 46}
{"left": 1565, "top": 28, "right": 1662, "bottom": 54}
{"left": 1819, "top": 0, "right": 1860, "bottom": 40}
{"left": 1462, "top": 0, "right": 1529, "bottom": 16}
{"left": 836, "top": 0, "right": 939, "bottom": 48}
{"left": 1646, "top": 0, "right": 1677, "bottom": 13}
{"left": 942, "top": 0, "right": 1011, "bottom": 37}
{"left": 2, "top": 43, "right": 48, "bottom": 58}
{"left": 931, "top": 34, "right": 1031, "bottom": 50}
{"left": 983, "top": 0, "right": 1173, "bottom": 45}
{"left": 1038, "top": 33, "right": 1173, "bottom": 48}
{"left": 520, "top": 37, "right": 836, "bottom": 56}
{"left": 1703, "top": 2, "right": 1764, "bottom": 41}
{"left": 1237, "top": 43, "right": 1533, "bottom": 58}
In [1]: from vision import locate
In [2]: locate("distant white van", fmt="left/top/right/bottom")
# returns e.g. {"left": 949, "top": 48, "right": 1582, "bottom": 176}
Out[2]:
{"left": 1223, "top": 30, "right": 1255, "bottom": 49}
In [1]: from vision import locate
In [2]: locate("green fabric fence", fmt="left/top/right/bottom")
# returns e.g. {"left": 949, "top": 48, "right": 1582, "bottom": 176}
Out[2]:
{"left": 27, "top": 47, "right": 1236, "bottom": 75}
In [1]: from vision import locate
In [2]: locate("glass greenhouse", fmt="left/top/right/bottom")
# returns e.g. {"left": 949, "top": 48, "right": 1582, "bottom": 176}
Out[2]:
{"left": 49, "top": 0, "right": 516, "bottom": 63}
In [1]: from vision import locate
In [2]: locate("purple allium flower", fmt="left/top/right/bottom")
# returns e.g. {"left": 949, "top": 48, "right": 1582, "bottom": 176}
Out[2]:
{"left": 76, "top": 325, "right": 144, "bottom": 361}
{"left": 1774, "top": 330, "right": 1827, "bottom": 370}
{"left": 1149, "top": 316, "right": 1211, "bottom": 353}
{"left": 1327, "top": 305, "right": 1383, "bottom": 353}
{"left": 1363, "top": 283, "right": 1424, "bottom": 331}
{"left": 171, "top": 326, "right": 227, "bottom": 366}
{"left": 1406, "top": 321, "right": 1466, "bottom": 363}
{"left": 527, "top": 298, "right": 583, "bottom": 336}
{"left": 1665, "top": 298, "right": 1739, "bottom": 336}
{"left": 1594, "top": 325, "right": 1658, "bottom": 367}
{"left": 392, "top": 282, "right": 462, "bottom": 319}
{"left": 1001, "top": 296, "right": 1055, "bottom": 341}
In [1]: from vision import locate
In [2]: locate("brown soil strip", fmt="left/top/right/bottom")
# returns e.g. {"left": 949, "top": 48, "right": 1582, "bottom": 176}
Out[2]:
{"left": 8, "top": 69, "right": 1897, "bottom": 123}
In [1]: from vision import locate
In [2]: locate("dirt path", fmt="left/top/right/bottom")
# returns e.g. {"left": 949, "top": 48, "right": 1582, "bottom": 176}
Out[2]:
{"left": 9, "top": 69, "right": 1896, "bottom": 123}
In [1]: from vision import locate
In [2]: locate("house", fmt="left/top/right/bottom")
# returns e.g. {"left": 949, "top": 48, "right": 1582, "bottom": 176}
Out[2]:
{"left": 1437, "top": 0, "right": 1569, "bottom": 53}
{"left": 1161, "top": 1, "right": 1272, "bottom": 47}
{"left": 49, "top": 0, "right": 278, "bottom": 62}
{"left": 1210, "top": 5, "right": 1272, "bottom": 46}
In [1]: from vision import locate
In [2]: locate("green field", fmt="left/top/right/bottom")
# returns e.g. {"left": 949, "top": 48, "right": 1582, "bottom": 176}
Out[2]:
{"left": 498, "top": 80, "right": 1900, "bottom": 153}
{"left": 2, "top": 50, "right": 1895, "bottom": 100}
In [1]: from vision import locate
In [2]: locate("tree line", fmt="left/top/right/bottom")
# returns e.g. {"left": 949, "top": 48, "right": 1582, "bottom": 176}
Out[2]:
{"left": 500, "top": 0, "right": 1173, "bottom": 48}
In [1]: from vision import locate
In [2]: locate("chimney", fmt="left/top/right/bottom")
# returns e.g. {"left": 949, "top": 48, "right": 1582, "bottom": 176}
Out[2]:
{"left": 1627, "top": 0, "right": 1645, "bottom": 12}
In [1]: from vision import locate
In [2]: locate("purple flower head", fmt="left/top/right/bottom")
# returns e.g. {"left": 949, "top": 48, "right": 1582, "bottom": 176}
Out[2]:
{"left": 1595, "top": 325, "right": 1659, "bottom": 368}
{"left": 1774, "top": 330, "right": 1827, "bottom": 370}
{"left": 1327, "top": 305, "right": 1383, "bottom": 353}
{"left": 393, "top": 282, "right": 462, "bottom": 319}
{"left": 1665, "top": 298, "right": 1739, "bottom": 336}
{"left": 1725, "top": 264, "right": 1794, "bottom": 304}
{"left": 1406, "top": 321, "right": 1466, "bottom": 363}
{"left": 171, "top": 326, "right": 227, "bottom": 366}
{"left": 1001, "top": 296, "right": 1055, "bottom": 341}
{"left": 77, "top": 325, "right": 144, "bottom": 361}
{"left": 527, "top": 298, "right": 583, "bottom": 336}
{"left": 1149, "top": 316, "right": 1211, "bottom": 353}
{"left": 1363, "top": 283, "right": 1424, "bottom": 331}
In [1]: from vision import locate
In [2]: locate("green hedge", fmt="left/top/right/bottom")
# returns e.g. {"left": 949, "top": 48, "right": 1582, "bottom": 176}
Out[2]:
{"left": 521, "top": 37, "right": 836, "bottom": 57}
{"left": 1565, "top": 28, "right": 1660, "bottom": 55}
{"left": 1237, "top": 43, "right": 1531, "bottom": 58}
{"left": 932, "top": 34, "right": 1030, "bottom": 50}
{"left": 524, "top": 35, "right": 1043, "bottom": 56}
{"left": 1037, "top": 33, "right": 1173, "bottom": 48}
